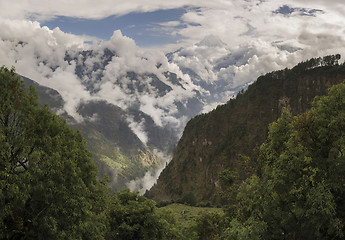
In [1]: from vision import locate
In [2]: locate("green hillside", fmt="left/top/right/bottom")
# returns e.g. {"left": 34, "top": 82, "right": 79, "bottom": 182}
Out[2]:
{"left": 158, "top": 203, "right": 223, "bottom": 228}
{"left": 21, "top": 76, "right": 160, "bottom": 190}
{"left": 148, "top": 55, "right": 345, "bottom": 203}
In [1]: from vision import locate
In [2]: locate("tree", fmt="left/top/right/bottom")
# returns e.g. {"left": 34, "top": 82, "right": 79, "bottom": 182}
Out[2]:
{"left": 193, "top": 211, "right": 223, "bottom": 240}
{"left": 0, "top": 66, "right": 107, "bottom": 239}
{"left": 180, "top": 191, "right": 197, "bottom": 206}
{"left": 105, "top": 189, "right": 182, "bottom": 240}
{"left": 224, "top": 82, "right": 345, "bottom": 239}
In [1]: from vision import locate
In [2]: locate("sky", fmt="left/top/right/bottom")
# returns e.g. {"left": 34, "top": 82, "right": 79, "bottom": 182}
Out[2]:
{"left": 43, "top": 8, "right": 188, "bottom": 47}
{"left": 1, "top": 0, "right": 345, "bottom": 49}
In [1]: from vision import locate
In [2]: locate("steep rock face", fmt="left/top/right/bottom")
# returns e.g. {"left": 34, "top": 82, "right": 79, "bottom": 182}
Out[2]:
{"left": 147, "top": 57, "right": 345, "bottom": 202}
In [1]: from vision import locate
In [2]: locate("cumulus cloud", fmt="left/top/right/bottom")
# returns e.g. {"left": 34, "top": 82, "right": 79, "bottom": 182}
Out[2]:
{"left": 165, "top": 0, "right": 345, "bottom": 89}
{"left": 0, "top": 0, "right": 199, "bottom": 21}
{"left": 2, "top": 0, "right": 344, "bottom": 42}
{"left": 0, "top": 19, "right": 95, "bottom": 121}
{"left": 2, "top": 0, "right": 345, "bottom": 57}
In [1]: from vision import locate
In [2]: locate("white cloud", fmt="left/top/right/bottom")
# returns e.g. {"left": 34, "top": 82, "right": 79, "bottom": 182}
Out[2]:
{"left": 127, "top": 116, "right": 148, "bottom": 145}
{"left": 104, "top": 30, "right": 138, "bottom": 57}
{"left": 0, "top": 0, "right": 197, "bottom": 21}
{"left": 0, "top": 19, "right": 95, "bottom": 121}
{"left": 47, "top": 70, "right": 91, "bottom": 122}
{"left": 127, "top": 168, "right": 162, "bottom": 195}
{"left": 2, "top": 1, "right": 345, "bottom": 56}
{"left": 159, "top": 21, "right": 181, "bottom": 27}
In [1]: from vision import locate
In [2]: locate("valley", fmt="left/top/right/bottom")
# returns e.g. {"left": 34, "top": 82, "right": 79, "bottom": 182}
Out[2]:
{"left": 3, "top": 1, "right": 345, "bottom": 238}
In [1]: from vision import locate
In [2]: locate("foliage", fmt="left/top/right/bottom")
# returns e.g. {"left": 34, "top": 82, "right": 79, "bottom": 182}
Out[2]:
{"left": 224, "top": 82, "right": 345, "bottom": 239}
{"left": 180, "top": 191, "right": 198, "bottom": 206}
{"left": 0, "top": 66, "right": 188, "bottom": 239}
{"left": 294, "top": 54, "right": 341, "bottom": 71}
{"left": 105, "top": 189, "right": 182, "bottom": 240}
{"left": 149, "top": 54, "right": 345, "bottom": 203}
{"left": 0, "top": 66, "right": 107, "bottom": 239}
{"left": 157, "top": 203, "right": 224, "bottom": 239}
{"left": 193, "top": 211, "right": 224, "bottom": 240}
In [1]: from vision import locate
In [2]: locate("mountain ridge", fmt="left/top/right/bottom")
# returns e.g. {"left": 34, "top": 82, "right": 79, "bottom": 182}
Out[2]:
{"left": 147, "top": 55, "right": 345, "bottom": 203}
{"left": 21, "top": 75, "right": 163, "bottom": 190}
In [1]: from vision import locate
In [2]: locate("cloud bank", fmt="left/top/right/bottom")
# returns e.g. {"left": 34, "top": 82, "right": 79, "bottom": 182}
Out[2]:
{"left": 1, "top": 0, "right": 345, "bottom": 50}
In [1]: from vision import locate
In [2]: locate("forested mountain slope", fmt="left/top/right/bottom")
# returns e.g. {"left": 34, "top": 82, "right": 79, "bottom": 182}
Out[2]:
{"left": 21, "top": 75, "right": 160, "bottom": 190}
{"left": 148, "top": 55, "right": 345, "bottom": 202}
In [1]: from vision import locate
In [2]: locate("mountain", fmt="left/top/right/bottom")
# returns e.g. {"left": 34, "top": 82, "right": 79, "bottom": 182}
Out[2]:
{"left": 21, "top": 75, "right": 64, "bottom": 112}
{"left": 19, "top": 38, "right": 233, "bottom": 191}
{"left": 21, "top": 75, "right": 160, "bottom": 190}
{"left": 15, "top": 32, "right": 219, "bottom": 191}
{"left": 1, "top": 25, "right": 316, "bottom": 192}
{"left": 11, "top": 32, "right": 255, "bottom": 191}
{"left": 147, "top": 55, "right": 345, "bottom": 203}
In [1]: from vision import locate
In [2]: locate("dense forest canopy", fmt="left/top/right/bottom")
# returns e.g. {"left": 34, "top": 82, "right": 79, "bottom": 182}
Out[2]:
{"left": 222, "top": 81, "right": 345, "bottom": 239}
{"left": 0, "top": 66, "right": 107, "bottom": 238}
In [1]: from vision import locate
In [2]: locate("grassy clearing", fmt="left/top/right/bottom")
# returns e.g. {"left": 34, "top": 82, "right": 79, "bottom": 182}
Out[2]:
{"left": 100, "top": 155, "right": 127, "bottom": 170}
{"left": 157, "top": 203, "right": 224, "bottom": 229}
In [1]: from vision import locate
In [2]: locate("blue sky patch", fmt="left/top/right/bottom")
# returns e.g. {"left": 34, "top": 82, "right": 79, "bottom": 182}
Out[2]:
{"left": 43, "top": 8, "right": 188, "bottom": 47}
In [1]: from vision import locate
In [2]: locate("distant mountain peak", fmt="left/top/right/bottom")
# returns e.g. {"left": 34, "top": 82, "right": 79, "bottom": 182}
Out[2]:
{"left": 196, "top": 35, "right": 227, "bottom": 48}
